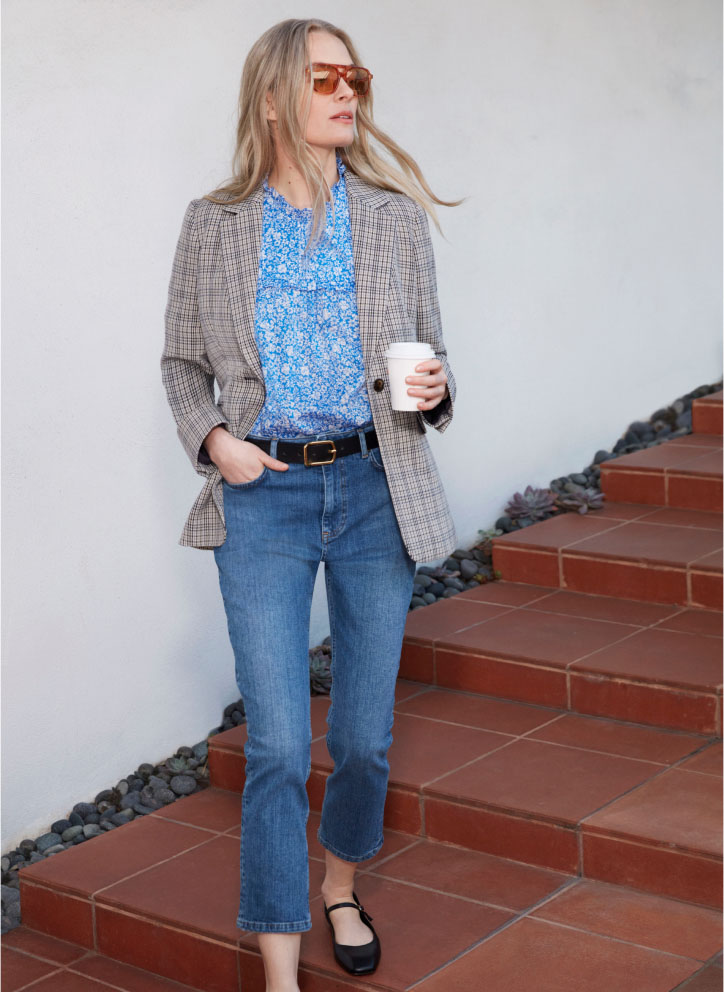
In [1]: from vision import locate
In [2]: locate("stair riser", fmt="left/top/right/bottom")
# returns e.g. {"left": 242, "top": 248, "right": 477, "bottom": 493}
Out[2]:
{"left": 17, "top": 882, "right": 270, "bottom": 992}
{"left": 582, "top": 832, "right": 721, "bottom": 910}
{"left": 570, "top": 673, "right": 720, "bottom": 736}
{"left": 421, "top": 798, "right": 721, "bottom": 910}
{"left": 693, "top": 402, "right": 724, "bottom": 435}
{"left": 600, "top": 468, "right": 722, "bottom": 512}
{"left": 18, "top": 880, "right": 93, "bottom": 948}
{"left": 492, "top": 545, "right": 721, "bottom": 610}
{"left": 95, "top": 905, "right": 244, "bottom": 992}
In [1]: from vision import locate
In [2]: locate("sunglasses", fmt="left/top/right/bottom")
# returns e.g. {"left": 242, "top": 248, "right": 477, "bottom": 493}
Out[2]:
{"left": 306, "top": 62, "right": 373, "bottom": 97}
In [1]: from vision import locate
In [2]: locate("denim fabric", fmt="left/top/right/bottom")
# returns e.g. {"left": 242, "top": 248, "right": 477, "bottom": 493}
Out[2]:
{"left": 213, "top": 420, "right": 417, "bottom": 932}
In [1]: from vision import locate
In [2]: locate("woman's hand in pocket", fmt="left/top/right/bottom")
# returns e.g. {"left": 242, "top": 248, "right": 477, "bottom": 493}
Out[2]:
{"left": 204, "top": 429, "right": 289, "bottom": 484}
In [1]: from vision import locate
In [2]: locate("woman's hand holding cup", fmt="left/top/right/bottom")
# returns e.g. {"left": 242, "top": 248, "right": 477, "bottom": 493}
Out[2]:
{"left": 384, "top": 342, "right": 449, "bottom": 412}
{"left": 405, "top": 358, "right": 449, "bottom": 411}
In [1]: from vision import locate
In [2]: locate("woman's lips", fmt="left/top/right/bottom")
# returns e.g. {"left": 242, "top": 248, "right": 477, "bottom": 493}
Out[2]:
{"left": 331, "top": 115, "right": 354, "bottom": 123}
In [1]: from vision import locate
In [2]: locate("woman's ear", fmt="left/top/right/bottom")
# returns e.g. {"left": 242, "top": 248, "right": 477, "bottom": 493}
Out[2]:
{"left": 265, "top": 90, "right": 277, "bottom": 123}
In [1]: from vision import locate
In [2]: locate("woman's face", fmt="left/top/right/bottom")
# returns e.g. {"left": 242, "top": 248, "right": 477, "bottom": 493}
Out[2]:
{"left": 300, "top": 31, "right": 359, "bottom": 156}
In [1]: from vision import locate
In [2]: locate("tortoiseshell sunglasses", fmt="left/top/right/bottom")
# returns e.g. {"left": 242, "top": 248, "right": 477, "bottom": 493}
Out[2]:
{"left": 305, "top": 62, "right": 373, "bottom": 96}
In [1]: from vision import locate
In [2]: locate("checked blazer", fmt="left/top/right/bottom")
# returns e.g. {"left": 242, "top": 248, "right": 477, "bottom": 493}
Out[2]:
{"left": 161, "top": 168, "right": 458, "bottom": 563}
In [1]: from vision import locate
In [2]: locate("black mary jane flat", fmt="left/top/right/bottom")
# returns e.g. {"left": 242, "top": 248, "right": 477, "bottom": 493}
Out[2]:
{"left": 323, "top": 889, "right": 381, "bottom": 975}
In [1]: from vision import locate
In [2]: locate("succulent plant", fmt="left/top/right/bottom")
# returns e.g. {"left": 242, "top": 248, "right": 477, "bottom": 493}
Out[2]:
{"left": 505, "top": 485, "right": 558, "bottom": 523}
{"left": 555, "top": 487, "right": 605, "bottom": 514}
{"left": 475, "top": 527, "right": 503, "bottom": 553}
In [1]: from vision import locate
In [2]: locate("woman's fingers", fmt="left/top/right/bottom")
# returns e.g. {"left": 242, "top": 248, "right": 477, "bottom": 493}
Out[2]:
{"left": 259, "top": 452, "right": 290, "bottom": 471}
{"left": 406, "top": 362, "right": 447, "bottom": 407}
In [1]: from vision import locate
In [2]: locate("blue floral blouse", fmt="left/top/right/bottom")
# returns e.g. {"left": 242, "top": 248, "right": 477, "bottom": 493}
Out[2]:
{"left": 246, "top": 153, "right": 374, "bottom": 438}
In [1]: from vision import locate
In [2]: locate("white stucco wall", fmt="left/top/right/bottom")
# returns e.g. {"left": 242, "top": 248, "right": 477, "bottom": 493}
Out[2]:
{"left": 2, "top": 0, "right": 721, "bottom": 850}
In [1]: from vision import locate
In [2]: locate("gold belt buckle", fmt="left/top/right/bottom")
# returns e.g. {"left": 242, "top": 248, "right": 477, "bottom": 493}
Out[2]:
{"left": 303, "top": 439, "right": 337, "bottom": 466}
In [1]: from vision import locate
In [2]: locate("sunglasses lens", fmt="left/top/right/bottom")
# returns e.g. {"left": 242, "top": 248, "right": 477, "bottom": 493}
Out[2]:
{"left": 347, "top": 68, "right": 370, "bottom": 95}
{"left": 311, "top": 66, "right": 338, "bottom": 94}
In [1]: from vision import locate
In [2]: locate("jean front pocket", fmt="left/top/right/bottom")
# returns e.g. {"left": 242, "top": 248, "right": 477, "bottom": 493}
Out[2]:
{"left": 222, "top": 465, "right": 270, "bottom": 489}
{"left": 367, "top": 446, "right": 386, "bottom": 472}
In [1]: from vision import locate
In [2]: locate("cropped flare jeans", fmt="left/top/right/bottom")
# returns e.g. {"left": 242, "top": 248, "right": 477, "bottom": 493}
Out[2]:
{"left": 213, "top": 420, "right": 417, "bottom": 933}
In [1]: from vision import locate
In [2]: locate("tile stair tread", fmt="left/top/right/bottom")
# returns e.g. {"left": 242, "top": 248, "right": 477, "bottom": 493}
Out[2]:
{"left": 488, "top": 448, "right": 721, "bottom": 598}
{"left": 489, "top": 504, "right": 722, "bottom": 570}
{"left": 598, "top": 421, "right": 722, "bottom": 512}
{"left": 403, "top": 584, "right": 722, "bottom": 693}
{"left": 695, "top": 389, "right": 723, "bottom": 405}
{"left": 659, "top": 435, "right": 724, "bottom": 451}
{"left": 600, "top": 436, "right": 722, "bottom": 475}
{"left": 10, "top": 790, "right": 723, "bottom": 992}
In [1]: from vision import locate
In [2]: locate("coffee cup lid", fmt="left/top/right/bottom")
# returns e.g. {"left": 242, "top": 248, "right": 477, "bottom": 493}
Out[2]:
{"left": 384, "top": 342, "right": 435, "bottom": 358}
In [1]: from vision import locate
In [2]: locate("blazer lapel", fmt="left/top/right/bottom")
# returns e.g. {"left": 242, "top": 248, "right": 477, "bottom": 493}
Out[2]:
{"left": 220, "top": 185, "right": 265, "bottom": 382}
{"left": 344, "top": 171, "right": 395, "bottom": 366}
{"left": 219, "top": 169, "right": 394, "bottom": 379}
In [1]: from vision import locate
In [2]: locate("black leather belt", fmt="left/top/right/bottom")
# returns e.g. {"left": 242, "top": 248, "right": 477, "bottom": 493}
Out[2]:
{"left": 245, "top": 427, "right": 379, "bottom": 466}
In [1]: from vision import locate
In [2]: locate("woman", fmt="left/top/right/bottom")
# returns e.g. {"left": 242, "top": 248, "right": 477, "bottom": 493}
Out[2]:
{"left": 161, "top": 17, "right": 461, "bottom": 991}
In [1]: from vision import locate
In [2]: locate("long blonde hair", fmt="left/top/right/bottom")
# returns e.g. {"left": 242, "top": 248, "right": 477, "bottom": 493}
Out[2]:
{"left": 204, "top": 17, "right": 465, "bottom": 253}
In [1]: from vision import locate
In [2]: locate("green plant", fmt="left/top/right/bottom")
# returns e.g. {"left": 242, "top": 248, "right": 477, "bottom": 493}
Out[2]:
{"left": 476, "top": 527, "right": 504, "bottom": 542}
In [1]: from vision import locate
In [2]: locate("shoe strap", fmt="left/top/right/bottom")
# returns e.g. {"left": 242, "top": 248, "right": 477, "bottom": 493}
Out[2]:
{"left": 326, "top": 899, "right": 374, "bottom": 923}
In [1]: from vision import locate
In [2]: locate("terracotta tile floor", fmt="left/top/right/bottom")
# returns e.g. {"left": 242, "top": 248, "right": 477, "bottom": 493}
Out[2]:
{"left": 692, "top": 390, "right": 724, "bottom": 435}
{"left": 2, "top": 928, "right": 205, "bottom": 991}
{"left": 202, "top": 681, "right": 724, "bottom": 887}
{"left": 15, "top": 683, "right": 721, "bottom": 982}
{"left": 399, "top": 585, "right": 721, "bottom": 734}
{"left": 599, "top": 429, "right": 723, "bottom": 513}
{"left": 5, "top": 391, "right": 720, "bottom": 990}
{"left": 604, "top": 442, "right": 723, "bottom": 474}
{"left": 5, "top": 812, "right": 723, "bottom": 992}
{"left": 489, "top": 506, "right": 722, "bottom": 567}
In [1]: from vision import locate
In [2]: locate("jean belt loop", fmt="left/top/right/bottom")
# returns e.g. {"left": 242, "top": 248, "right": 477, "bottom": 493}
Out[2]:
{"left": 270, "top": 438, "right": 278, "bottom": 459}
{"left": 358, "top": 426, "right": 369, "bottom": 458}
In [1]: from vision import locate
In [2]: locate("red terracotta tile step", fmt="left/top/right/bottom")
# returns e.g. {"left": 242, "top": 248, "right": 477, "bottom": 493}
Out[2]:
{"left": 206, "top": 677, "right": 721, "bottom": 908}
{"left": 412, "top": 880, "right": 723, "bottom": 992}
{"left": 410, "top": 703, "right": 720, "bottom": 907}
{"left": 693, "top": 389, "right": 723, "bottom": 436}
{"left": 1, "top": 925, "right": 206, "bottom": 991}
{"left": 8, "top": 794, "right": 722, "bottom": 992}
{"left": 599, "top": 432, "right": 722, "bottom": 512}
{"left": 490, "top": 503, "right": 722, "bottom": 607}
{"left": 397, "top": 584, "right": 722, "bottom": 734}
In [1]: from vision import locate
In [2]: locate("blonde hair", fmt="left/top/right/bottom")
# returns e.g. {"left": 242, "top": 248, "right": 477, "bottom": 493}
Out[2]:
{"left": 204, "top": 17, "right": 465, "bottom": 253}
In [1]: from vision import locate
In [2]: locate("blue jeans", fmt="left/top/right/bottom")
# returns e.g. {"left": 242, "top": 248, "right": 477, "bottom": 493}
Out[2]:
{"left": 213, "top": 420, "right": 417, "bottom": 933}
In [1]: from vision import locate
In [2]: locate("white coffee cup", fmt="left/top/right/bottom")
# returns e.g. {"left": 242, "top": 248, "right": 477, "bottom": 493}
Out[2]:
{"left": 384, "top": 342, "right": 435, "bottom": 411}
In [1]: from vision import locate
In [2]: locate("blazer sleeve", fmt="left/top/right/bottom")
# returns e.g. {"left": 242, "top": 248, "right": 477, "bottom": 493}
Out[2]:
{"left": 412, "top": 201, "right": 456, "bottom": 435}
{"left": 161, "top": 199, "right": 230, "bottom": 474}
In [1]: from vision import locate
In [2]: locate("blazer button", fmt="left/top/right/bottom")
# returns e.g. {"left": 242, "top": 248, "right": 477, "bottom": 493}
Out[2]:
{"left": 373, "top": 378, "right": 385, "bottom": 392}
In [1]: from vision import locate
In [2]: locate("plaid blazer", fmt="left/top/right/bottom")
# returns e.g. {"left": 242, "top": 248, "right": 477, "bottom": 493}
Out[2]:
{"left": 161, "top": 169, "right": 458, "bottom": 563}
